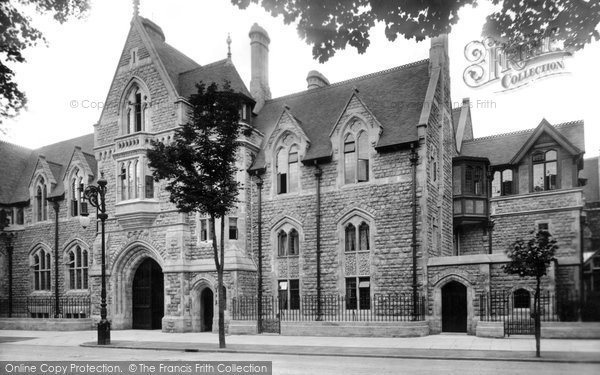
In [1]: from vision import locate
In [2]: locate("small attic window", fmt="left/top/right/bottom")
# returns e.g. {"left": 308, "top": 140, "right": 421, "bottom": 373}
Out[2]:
{"left": 130, "top": 48, "right": 139, "bottom": 65}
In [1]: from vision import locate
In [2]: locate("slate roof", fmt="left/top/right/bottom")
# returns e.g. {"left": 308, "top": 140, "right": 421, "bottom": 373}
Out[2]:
{"left": 179, "top": 59, "right": 253, "bottom": 99}
{"left": 459, "top": 120, "right": 585, "bottom": 166}
{"left": 0, "top": 134, "right": 95, "bottom": 204}
{"left": 250, "top": 59, "right": 431, "bottom": 169}
{"left": 583, "top": 157, "right": 599, "bottom": 203}
{"left": 140, "top": 17, "right": 251, "bottom": 101}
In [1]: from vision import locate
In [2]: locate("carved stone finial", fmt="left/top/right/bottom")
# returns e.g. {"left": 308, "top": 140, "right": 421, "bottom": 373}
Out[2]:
{"left": 133, "top": 0, "right": 140, "bottom": 17}
{"left": 226, "top": 33, "right": 232, "bottom": 59}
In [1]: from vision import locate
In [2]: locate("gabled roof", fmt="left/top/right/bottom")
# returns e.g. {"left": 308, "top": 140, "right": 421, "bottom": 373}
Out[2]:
{"left": 250, "top": 59, "right": 430, "bottom": 169}
{"left": 0, "top": 134, "right": 95, "bottom": 204}
{"left": 138, "top": 17, "right": 251, "bottom": 101}
{"left": 583, "top": 157, "right": 599, "bottom": 203}
{"left": 459, "top": 120, "right": 584, "bottom": 166}
{"left": 178, "top": 59, "right": 253, "bottom": 100}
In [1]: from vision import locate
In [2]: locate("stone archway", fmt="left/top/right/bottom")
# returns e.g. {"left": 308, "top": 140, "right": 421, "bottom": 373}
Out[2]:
{"left": 132, "top": 258, "right": 164, "bottom": 329}
{"left": 432, "top": 274, "right": 475, "bottom": 334}
{"left": 441, "top": 281, "right": 467, "bottom": 332}
{"left": 110, "top": 243, "right": 165, "bottom": 330}
{"left": 190, "top": 277, "right": 216, "bottom": 332}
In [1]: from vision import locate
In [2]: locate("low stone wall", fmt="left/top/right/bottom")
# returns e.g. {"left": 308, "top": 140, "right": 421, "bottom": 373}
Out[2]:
{"left": 476, "top": 321, "right": 504, "bottom": 338}
{"left": 0, "top": 318, "right": 94, "bottom": 331}
{"left": 228, "top": 320, "right": 258, "bottom": 335}
{"left": 281, "top": 321, "right": 429, "bottom": 337}
{"left": 541, "top": 322, "right": 600, "bottom": 339}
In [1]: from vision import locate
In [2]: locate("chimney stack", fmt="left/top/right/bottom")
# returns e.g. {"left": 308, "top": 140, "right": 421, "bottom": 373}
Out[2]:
{"left": 429, "top": 34, "right": 449, "bottom": 74}
{"left": 306, "top": 70, "right": 330, "bottom": 90}
{"left": 249, "top": 23, "right": 271, "bottom": 113}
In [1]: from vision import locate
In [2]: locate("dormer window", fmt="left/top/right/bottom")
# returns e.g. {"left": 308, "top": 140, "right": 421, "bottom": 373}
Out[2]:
{"left": 533, "top": 150, "right": 557, "bottom": 192}
{"left": 492, "top": 169, "right": 514, "bottom": 197}
{"left": 344, "top": 132, "right": 369, "bottom": 184}
{"left": 276, "top": 144, "right": 300, "bottom": 194}
{"left": 34, "top": 178, "right": 47, "bottom": 222}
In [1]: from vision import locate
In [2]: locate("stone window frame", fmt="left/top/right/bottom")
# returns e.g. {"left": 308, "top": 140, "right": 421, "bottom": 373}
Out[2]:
{"left": 535, "top": 219, "right": 554, "bottom": 235}
{"left": 274, "top": 142, "right": 301, "bottom": 195}
{"left": 341, "top": 123, "right": 371, "bottom": 185}
{"left": 31, "top": 174, "right": 48, "bottom": 223}
{"left": 274, "top": 222, "right": 302, "bottom": 258}
{"left": 66, "top": 166, "right": 86, "bottom": 218}
{"left": 64, "top": 243, "right": 90, "bottom": 291}
{"left": 198, "top": 217, "right": 214, "bottom": 243}
{"left": 118, "top": 78, "right": 152, "bottom": 136}
{"left": 278, "top": 278, "right": 300, "bottom": 311}
{"left": 30, "top": 245, "right": 52, "bottom": 292}
{"left": 337, "top": 209, "right": 375, "bottom": 299}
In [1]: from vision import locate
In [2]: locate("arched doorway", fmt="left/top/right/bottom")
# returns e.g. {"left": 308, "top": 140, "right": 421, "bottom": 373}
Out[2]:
{"left": 442, "top": 281, "right": 467, "bottom": 332}
{"left": 132, "top": 258, "right": 164, "bottom": 329}
{"left": 200, "top": 288, "right": 214, "bottom": 332}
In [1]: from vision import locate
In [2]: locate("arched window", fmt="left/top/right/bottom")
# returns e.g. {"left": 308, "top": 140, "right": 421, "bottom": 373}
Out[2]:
{"left": 32, "top": 248, "right": 51, "bottom": 291}
{"left": 276, "top": 148, "right": 288, "bottom": 194}
{"left": 277, "top": 230, "right": 287, "bottom": 256}
{"left": 357, "top": 132, "right": 369, "bottom": 182}
{"left": 513, "top": 289, "right": 531, "bottom": 309}
{"left": 67, "top": 246, "right": 88, "bottom": 290}
{"left": 288, "top": 229, "right": 299, "bottom": 255}
{"left": 359, "top": 222, "right": 370, "bottom": 250}
{"left": 288, "top": 145, "right": 299, "bottom": 193}
{"left": 344, "top": 134, "right": 356, "bottom": 184}
{"left": 533, "top": 150, "right": 557, "bottom": 192}
{"left": 345, "top": 223, "right": 356, "bottom": 252}
{"left": 36, "top": 186, "right": 43, "bottom": 222}
{"left": 125, "top": 85, "right": 146, "bottom": 134}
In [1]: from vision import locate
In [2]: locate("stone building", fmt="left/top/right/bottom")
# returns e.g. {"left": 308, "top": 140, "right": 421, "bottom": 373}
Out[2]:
{"left": 0, "top": 12, "right": 590, "bottom": 335}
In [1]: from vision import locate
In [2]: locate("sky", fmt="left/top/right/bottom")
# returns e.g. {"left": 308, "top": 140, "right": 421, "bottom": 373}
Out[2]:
{"left": 3, "top": 0, "right": 599, "bottom": 157}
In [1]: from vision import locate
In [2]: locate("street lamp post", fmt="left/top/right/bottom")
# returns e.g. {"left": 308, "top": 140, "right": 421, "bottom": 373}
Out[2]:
{"left": 79, "top": 173, "right": 110, "bottom": 345}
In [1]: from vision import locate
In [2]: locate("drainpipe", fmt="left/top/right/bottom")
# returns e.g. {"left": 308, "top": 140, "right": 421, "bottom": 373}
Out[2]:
{"left": 410, "top": 143, "right": 419, "bottom": 319}
{"left": 579, "top": 209, "right": 586, "bottom": 321}
{"left": 314, "top": 162, "right": 323, "bottom": 320}
{"left": 8, "top": 236, "right": 13, "bottom": 317}
{"left": 52, "top": 200, "right": 60, "bottom": 318}
{"left": 256, "top": 177, "right": 263, "bottom": 333}
{"left": 486, "top": 169, "right": 494, "bottom": 255}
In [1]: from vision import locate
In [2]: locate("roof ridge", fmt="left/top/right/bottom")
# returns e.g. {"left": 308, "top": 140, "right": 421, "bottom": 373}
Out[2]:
{"left": 0, "top": 139, "right": 32, "bottom": 152}
{"left": 467, "top": 120, "right": 583, "bottom": 142}
{"left": 267, "top": 59, "right": 430, "bottom": 104}
{"left": 179, "top": 58, "right": 229, "bottom": 76}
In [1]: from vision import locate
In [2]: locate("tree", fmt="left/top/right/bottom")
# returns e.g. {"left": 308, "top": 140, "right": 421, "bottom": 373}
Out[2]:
{"left": 504, "top": 230, "right": 558, "bottom": 358}
{"left": 147, "top": 81, "right": 247, "bottom": 348}
{"left": 1, "top": 0, "right": 89, "bottom": 131}
{"left": 231, "top": 0, "right": 600, "bottom": 62}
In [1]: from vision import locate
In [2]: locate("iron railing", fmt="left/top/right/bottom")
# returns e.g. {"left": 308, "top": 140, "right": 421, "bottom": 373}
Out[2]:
{"left": 232, "top": 293, "right": 426, "bottom": 322}
{"left": 0, "top": 296, "right": 91, "bottom": 319}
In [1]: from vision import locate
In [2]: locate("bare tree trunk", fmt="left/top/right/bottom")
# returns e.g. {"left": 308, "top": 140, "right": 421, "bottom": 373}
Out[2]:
{"left": 218, "top": 217, "right": 226, "bottom": 348}
{"left": 535, "top": 276, "right": 541, "bottom": 358}
{"left": 209, "top": 214, "right": 226, "bottom": 348}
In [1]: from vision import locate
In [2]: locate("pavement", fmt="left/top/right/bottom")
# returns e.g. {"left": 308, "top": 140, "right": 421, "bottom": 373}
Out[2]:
{"left": 1, "top": 329, "right": 600, "bottom": 363}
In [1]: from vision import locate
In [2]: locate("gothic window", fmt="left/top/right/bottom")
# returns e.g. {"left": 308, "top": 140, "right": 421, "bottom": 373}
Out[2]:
{"left": 32, "top": 248, "right": 51, "bottom": 291}
{"left": 67, "top": 245, "right": 88, "bottom": 290}
{"left": 277, "top": 230, "right": 288, "bottom": 256}
{"left": 533, "top": 150, "right": 557, "bottom": 192}
{"left": 357, "top": 132, "right": 369, "bottom": 182}
{"left": 359, "top": 222, "right": 370, "bottom": 251}
{"left": 344, "top": 134, "right": 356, "bottom": 184}
{"left": 344, "top": 223, "right": 356, "bottom": 252}
{"left": 126, "top": 87, "right": 146, "bottom": 134}
{"left": 35, "top": 178, "right": 47, "bottom": 222}
{"left": 276, "top": 148, "right": 287, "bottom": 194}
{"left": 513, "top": 289, "right": 531, "bottom": 309}
{"left": 119, "top": 159, "right": 152, "bottom": 201}
{"left": 288, "top": 145, "right": 299, "bottom": 193}
{"left": 16, "top": 208, "right": 24, "bottom": 225}
{"left": 288, "top": 229, "right": 299, "bottom": 255}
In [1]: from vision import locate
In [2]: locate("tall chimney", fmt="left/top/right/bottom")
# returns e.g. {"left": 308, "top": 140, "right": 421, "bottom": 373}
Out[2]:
{"left": 429, "top": 34, "right": 449, "bottom": 74}
{"left": 249, "top": 23, "right": 271, "bottom": 113}
{"left": 306, "top": 70, "right": 330, "bottom": 90}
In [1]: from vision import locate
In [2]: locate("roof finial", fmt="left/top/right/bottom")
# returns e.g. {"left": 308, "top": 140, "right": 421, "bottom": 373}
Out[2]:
{"left": 226, "top": 33, "right": 232, "bottom": 59}
{"left": 133, "top": 0, "right": 140, "bottom": 17}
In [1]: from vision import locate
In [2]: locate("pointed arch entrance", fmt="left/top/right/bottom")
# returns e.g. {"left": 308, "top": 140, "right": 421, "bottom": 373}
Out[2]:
{"left": 132, "top": 258, "right": 164, "bottom": 329}
{"left": 441, "top": 281, "right": 467, "bottom": 332}
{"left": 200, "top": 288, "right": 214, "bottom": 332}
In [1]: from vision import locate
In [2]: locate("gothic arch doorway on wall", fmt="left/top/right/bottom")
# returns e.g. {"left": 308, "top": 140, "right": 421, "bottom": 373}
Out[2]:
{"left": 441, "top": 281, "right": 467, "bottom": 333}
{"left": 200, "top": 288, "right": 214, "bottom": 332}
{"left": 132, "top": 258, "right": 164, "bottom": 329}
